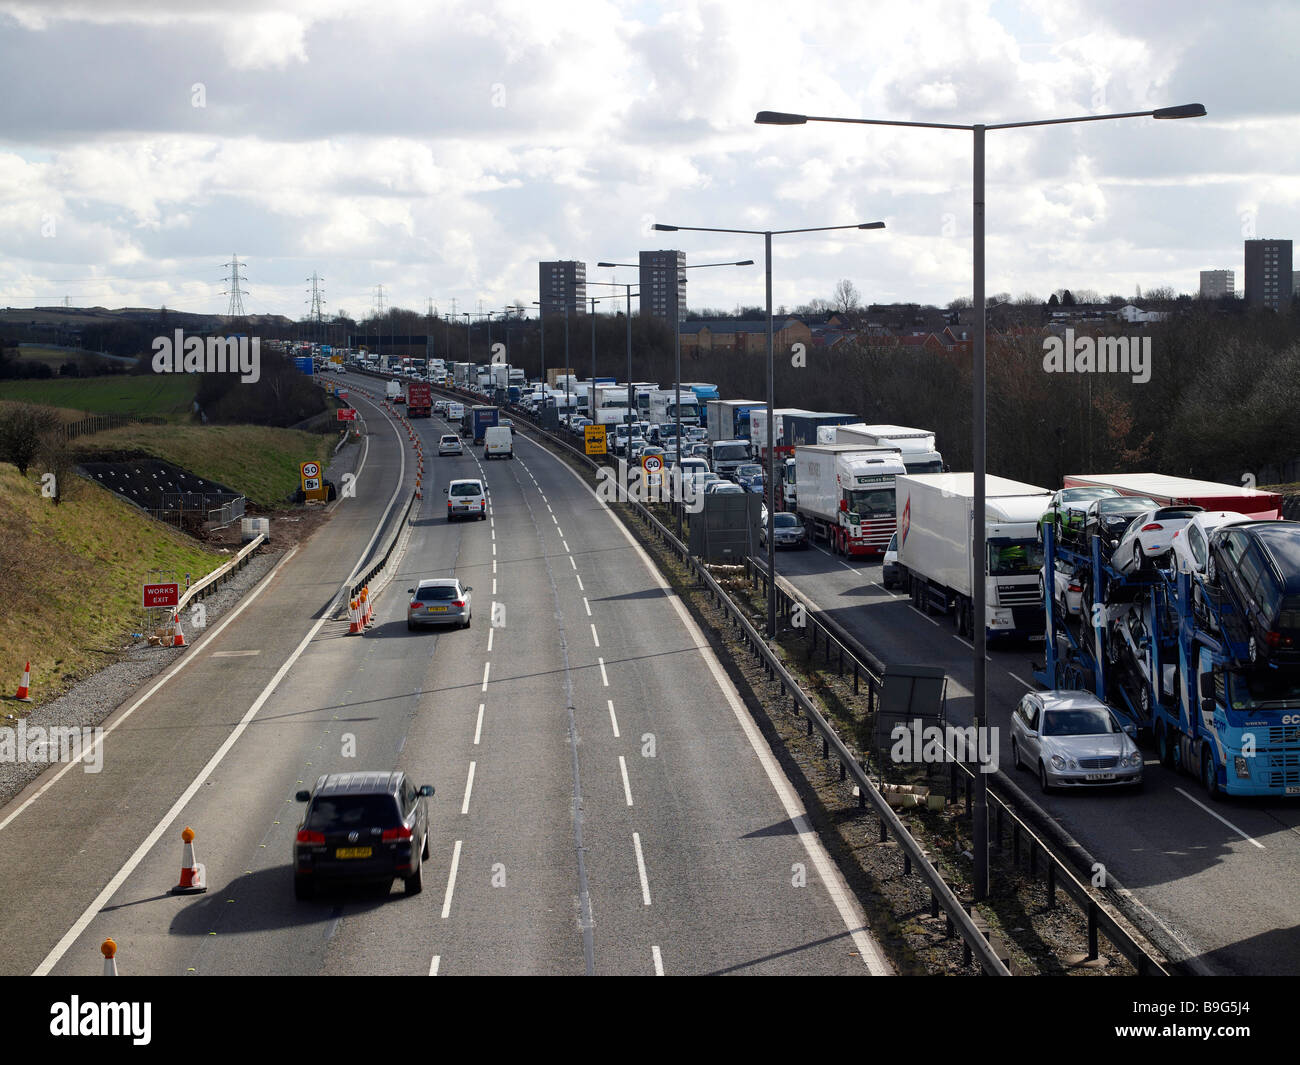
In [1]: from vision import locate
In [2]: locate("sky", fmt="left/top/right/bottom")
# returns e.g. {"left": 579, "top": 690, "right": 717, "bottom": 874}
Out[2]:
{"left": 0, "top": 0, "right": 1296, "bottom": 320}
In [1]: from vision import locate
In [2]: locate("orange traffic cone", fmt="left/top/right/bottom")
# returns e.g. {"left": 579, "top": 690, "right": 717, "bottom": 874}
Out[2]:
{"left": 169, "top": 827, "right": 208, "bottom": 894}
{"left": 14, "top": 661, "right": 32, "bottom": 702}
{"left": 101, "top": 938, "right": 118, "bottom": 975}
{"left": 348, "top": 598, "right": 363, "bottom": 634}
{"left": 360, "top": 586, "right": 372, "bottom": 625}
{"left": 170, "top": 612, "right": 187, "bottom": 647}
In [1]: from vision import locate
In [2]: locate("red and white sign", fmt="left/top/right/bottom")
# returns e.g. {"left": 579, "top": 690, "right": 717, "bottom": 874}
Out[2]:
{"left": 337, "top": 408, "right": 358, "bottom": 421}
{"left": 143, "top": 582, "right": 180, "bottom": 608}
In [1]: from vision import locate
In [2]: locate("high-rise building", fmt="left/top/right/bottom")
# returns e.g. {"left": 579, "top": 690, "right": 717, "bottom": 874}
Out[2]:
{"left": 538, "top": 261, "right": 586, "bottom": 315}
{"left": 1199, "top": 269, "right": 1234, "bottom": 299}
{"left": 1244, "top": 239, "right": 1293, "bottom": 310}
{"left": 639, "top": 249, "right": 686, "bottom": 323}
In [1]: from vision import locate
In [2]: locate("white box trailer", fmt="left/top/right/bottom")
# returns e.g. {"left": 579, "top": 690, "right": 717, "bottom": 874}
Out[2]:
{"left": 835, "top": 424, "right": 944, "bottom": 475}
{"left": 794, "top": 444, "right": 906, "bottom": 556}
{"left": 895, "top": 473, "right": 1052, "bottom": 639}
{"left": 648, "top": 389, "right": 701, "bottom": 428}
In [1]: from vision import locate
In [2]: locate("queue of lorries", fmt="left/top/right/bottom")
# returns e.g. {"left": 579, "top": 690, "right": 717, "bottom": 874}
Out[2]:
{"left": 365, "top": 356, "right": 1300, "bottom": 800}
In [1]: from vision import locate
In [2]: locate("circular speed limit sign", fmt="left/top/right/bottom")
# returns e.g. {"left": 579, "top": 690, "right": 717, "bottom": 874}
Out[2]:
{"left": 642, "top": 455, "right": 663, "bottom": 474}
{"left": 302, "top": 462, "right": 320, "bottom": 478}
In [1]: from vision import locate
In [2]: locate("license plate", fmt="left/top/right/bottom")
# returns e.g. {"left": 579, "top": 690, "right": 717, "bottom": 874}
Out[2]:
{"left": 1085, "top": 773, "right": 1116, "bottom": 782}
{"left": 1287, "top": 786, "right": 1300, "bottom": 796}
{"left": 1029, "top": 634, "right": 1046, "bottom": 642}
{"left": 428, "top": 606, "right": 447, "bottom": 612}
{"left": 335, "top": 847, "right": 372, "bottom": 859}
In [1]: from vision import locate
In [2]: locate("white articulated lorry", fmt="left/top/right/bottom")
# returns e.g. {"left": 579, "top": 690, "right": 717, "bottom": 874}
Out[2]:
{"left": 793, "top": 444, "right": 907, "bottom": 556}
{"left": 895, "top": 473, "right": 1052, "bottom": 640}
{"left": 834, "top": 424, "right": 944, "bottom": 475}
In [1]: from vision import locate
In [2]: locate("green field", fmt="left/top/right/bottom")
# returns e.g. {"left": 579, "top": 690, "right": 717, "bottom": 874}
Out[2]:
{"left": 74, "top": 423, "right": 336, "bottom": 508}
{"left": 0, "top": 464, "right": 226, "bottom": 708}
{"left": 0, "top": 374, "right": 195, "bottom": 417}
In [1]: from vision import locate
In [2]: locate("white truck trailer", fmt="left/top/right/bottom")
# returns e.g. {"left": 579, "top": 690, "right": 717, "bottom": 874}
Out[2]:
{"left": 834, "top": 424, "right": 944, "bottom": 475}
{"left": 895, "top": 473, "right": 1051, "bottom": 640}
{"left": 793, "top": 444, "right": 907, "bottom": 556}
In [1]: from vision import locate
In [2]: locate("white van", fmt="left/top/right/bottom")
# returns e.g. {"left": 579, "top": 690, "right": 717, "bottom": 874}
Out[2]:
{"left": 484, "top": 425, "right": 513, "bottom": 460}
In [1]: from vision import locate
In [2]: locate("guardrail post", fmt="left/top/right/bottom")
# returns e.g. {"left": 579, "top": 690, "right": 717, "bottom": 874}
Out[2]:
{"left": 879, "top": 817, "right": 888, "bottom": 844}
{"left": 1030, "top": 842, "right": 1038, "bottom": 878}
{"left": 930, "top": 891, "right": 939, "bottom": 920}
{"left": 1046, "top": 860, "right": 1057, "bottom": 909}
{"left": 995, "top": 804, "right": 1003, "bottom": 849}
{"left": 1012, "top": 821, "right": 1020, "bottom": 865}
{"left": 853, "top": 662, "right": 859, "bottom": 694}
{"left": 1087, "top": 903, "right": 1100, "bottom": 960}
{"left": 903, "top": 851, "right": 911, "bottom": 876}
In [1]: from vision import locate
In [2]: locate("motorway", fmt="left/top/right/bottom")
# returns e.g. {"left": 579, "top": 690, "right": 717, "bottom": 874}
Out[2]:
{"left": 771, "top": 537, "right": 1300, "bottom": 976}
{"left": 0, "top": 373, "right": 888, "bottom": 977}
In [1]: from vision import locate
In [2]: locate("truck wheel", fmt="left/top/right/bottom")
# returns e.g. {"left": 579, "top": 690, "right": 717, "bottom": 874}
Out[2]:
{"left": 1202, "top": 747, "right": 1222, "bottom": 800}
{"left": 1157, "top": 722, "right": 1177, "bottom": 768}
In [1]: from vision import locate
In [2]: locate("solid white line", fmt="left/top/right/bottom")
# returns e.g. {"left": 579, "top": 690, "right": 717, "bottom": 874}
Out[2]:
{"left": 583, "top": 597, "right": 591, "bottom": 616}
{"left": 486, "top": 629, "right": 494, "bottom": 652}
{"left": 618, "top": 756, "right": 634, "bottom": 806}
{"left": 428, "top": 955, "right": 441, "bottom": 975}
{"left": 632, "top": 832, "right": 652, "bottom": 905}
{"left": 575, "top": 574, "right": 584, "bottom": 591}
{"left": 1007, "top": 673, "right": 1037, "bottom": 691}
{"left": 474, "top": 703, "right": 484, "bottom": 745}
{"left": 461, "top": 761, "right": 477, "bottom": 815}
{"left": 908, "top": 605, "right": 942, "bottom": 627}
{"left": 441, "top": 840, "right": 463, "bottom": 918}
{"left": 590, "top": 624, "right": 600, "bottom": 647}
{"left": 481, "top": 662, "right": 491, "bottom": 691}
{"left": 598, "top": 657, "right": 609, "bottom": 686}
{"left": 1, "top": 545, "right": 299, "bottom": 839}
{"left": 651, "top": 945, "right": 664, "bottom": 975}
{"left": 608, "top": 699, "right": 620, "bottom": 738}
{"left": 1175, "top": 787, "right": 1265, "bottom": 849}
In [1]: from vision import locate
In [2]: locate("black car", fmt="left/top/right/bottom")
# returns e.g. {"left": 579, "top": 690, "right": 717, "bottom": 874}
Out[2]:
{"left": 1208, "top": 521, "right": 1300, "bottom": 664}
{"left": 1069, "top": 495, "right": 1160, "bottom": 554}
{"left": 294, "top": 771, "right": 434, "bottom": 899}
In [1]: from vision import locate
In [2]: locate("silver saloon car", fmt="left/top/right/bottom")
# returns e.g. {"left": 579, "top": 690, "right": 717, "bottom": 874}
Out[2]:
{"left": 1010, "top": 690, "right": 1143, "bottom": 792}
{"left": 407, "top": 578, "right": 472, "bottom": 630}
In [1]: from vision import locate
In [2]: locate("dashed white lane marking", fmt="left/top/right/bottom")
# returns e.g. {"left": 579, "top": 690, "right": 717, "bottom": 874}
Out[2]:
{"left": 608, "top": 699, "right": 620, "bottom": 738}
{"left": 618, "top": 756, "right": 634, "bottom": 806}
{"left": 557, "top": 527, "right": 564, "bottom": 538}
{"left": 575, "top": 574, "right": 584, "bottom": 591}
{"left": 591, "top": 624, "right": 600, "bottom": 647}
{"left": 598, "top": 658, "right": 609, "bottom": 686}
{"left": 211, "top": 650, "right": 261, "bottom": 657}
{"left": 583, "top": 597, "right": 591, "bottom": 616}
{"left": 441, "top": 840, "right": 463, "bottom": 918}
{"left": 491, "top": 529, "right": 495, "bottom": 540}
{"left": 569, "top": 556, "right": 577, "bottom": 570}
{"left": 651, "top": 946, "right": 664, "bottom": 975}
{"left": 632, "top": 832, "right": 652, "bottom": 905}
{"left": 487, "top": 629, "right": 494, "bottom": 652}
{"left": 429, "top": 955, "right": 441, "bottom": 976}
{"left": 481, "top": 662, "right": 491, "bottom": 691}
{"left": 1007, "top": 673, "right": 1036, "bottom": 691}
{"left": 563, "top": 540, "right": 570, "bottom": 552}
{"left": 492, "top": 579, "right": 497, "bottom": 595}
{"left": 474, "top": 703, "right": 484, "bottom": 745}
{"left": 461, "top": 762, "right": 477, "bottom": 815}
{"left": 492, "top": 560, "right": 497, "bottom": 574}
{"left": 908, "top": 605, "right": 942, "bottom": 627}
{"left": 1175, "top": 788, "right": 1265, "bottom": 849}
{"left": 551, "top": 513, "right": 558, "bottom": 523}
{"left": 492, "top": 543, "right": 497, "bottom": 556}
{"left": 951, "top": 635, "right": 992, "bottom": 660}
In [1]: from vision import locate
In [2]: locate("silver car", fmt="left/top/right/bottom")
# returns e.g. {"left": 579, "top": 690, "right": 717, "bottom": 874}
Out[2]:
{"left": 407, "top": 578, "right": 472, "bottom": 630}
{"left": 437, "top": 434, "right": 463, "bottom": 456}
{"left": 1010, "top": 690, "right": 1143, "bottom": 792}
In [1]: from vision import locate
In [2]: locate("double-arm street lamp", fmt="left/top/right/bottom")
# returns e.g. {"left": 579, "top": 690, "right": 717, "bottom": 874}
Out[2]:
{"left": 755, "top": 100, "right": 1205, "bottom": 901}
{"left": 597, "top": 258, "right": 755, "bottom": 538}
{"left": 588, "top": 274, "right": 642, "bottom": 431}
{"left": 652, "top": 221, "right": 885, "bottom": 637}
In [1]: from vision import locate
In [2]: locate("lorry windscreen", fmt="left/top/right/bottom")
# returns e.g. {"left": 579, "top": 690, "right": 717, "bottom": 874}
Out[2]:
{"left": 988, "top": 539, "right": 1044, "bottom": 576}
{"left": 1227, "top": 669, "right": 1300, "bottom": 710}
{"left": 713, "top": 444, "right": 748, "bottom": 462}
{"left": 903, "top": 459, "right": 944, "bottom": 474}
{"left": 845, "top": 488, "right": 894, "bottom": 520}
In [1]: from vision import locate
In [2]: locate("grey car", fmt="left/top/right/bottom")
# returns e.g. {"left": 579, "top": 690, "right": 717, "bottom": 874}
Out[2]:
{"left": 1010, "top": 690, "right": 1143, "bottom": 792}
{"left": 407, "top": 578, "right": 473, "bottom": 630}
{"left": 762, "top": 511, "right": 808, "bottom": 549}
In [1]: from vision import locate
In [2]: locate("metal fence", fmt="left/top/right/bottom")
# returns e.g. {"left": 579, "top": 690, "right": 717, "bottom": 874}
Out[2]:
{"left": 61, "top": 413, "right": 136, "bottom": 439}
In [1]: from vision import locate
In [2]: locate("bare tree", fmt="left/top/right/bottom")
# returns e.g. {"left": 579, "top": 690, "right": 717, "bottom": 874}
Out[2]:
{"left": 832, "top": 279, "right": 861, "bottom": 314}
{"left": 0, "top": 402, "right": 59, "bottom": 476}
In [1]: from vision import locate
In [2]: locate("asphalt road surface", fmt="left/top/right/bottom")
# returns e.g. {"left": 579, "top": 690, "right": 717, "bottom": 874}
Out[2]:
{"left": 0, "top": 380, "right": 889, "bottom": 977}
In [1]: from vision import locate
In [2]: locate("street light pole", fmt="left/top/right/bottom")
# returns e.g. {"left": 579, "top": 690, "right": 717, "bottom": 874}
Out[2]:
{"left": 652, "top": 224, "right": 883, "bottom": 636}
{"left": 756, "top": 99, "right": 1204, "bottom": 902}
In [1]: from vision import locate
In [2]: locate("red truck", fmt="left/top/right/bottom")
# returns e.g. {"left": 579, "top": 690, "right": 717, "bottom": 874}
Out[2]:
{"left": 407, "top": 381, "right": 432, "bottom": 418}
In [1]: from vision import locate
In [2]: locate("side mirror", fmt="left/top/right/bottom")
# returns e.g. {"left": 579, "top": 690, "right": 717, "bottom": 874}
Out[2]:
{"left": 1201, "top": 698, "right": 1216, "bottom": 715}
{"left": 418, "top": 785, "right": 435, "bottom": 797}
{"left": 464, "top": 586, "right": 472, "bottom": 592}
{"left": 839, "top": 499, "right": 848, "bottom": 512}
{"left": 407, "top": 588, "right": 415, "bottom": 594}
{"left": 1199, "top": 673, "right": 1215, "bottom": 699}
{"left": 443, "top": 488, "right": 448, "bottom": 494}
{"left": 294, "top": 790, "right": 311, "bottom": 802}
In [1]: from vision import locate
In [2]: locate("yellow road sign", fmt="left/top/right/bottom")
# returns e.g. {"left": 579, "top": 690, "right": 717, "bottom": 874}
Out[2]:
{"left": 585, "top": 425, "right": 607, "bottom": 456}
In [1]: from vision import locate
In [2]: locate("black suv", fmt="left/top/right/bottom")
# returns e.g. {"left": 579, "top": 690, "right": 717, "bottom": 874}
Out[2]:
{"left": 294, "top": 771, "right": 434, "bottom": 899}
{"left": 1208, "top": 521, "right": 1300, "bottom": 664}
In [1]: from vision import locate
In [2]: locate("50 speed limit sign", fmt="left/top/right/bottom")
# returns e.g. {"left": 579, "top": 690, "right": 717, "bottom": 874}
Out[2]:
{"left": 641, "top": 454, "right": 663, "bottom": 474}
{"left": 300, "top": 461, "right": 321, "bottom": 491}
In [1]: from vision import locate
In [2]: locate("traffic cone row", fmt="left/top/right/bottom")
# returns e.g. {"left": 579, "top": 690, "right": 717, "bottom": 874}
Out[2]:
{"left": 360, "top": 585, "right": 373, "bottom": 626}
{"left": 169, "top": 826, "right": 207, "bottom": 895}
{"left": 14, "top": 661, "right": 32, "bottom": 702}
{"left": 348, "top": 597, "right": 363, "bottom": 634}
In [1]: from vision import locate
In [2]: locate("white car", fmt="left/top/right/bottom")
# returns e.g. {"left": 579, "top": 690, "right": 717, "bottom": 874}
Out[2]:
{"left": 1111, "top": 505, "right": 1205, "bottom": 575}
{"left": 445, "top": 478, "right": 486, "bottom": 521}
{"left": 437, "top": 434, "right": 462, "bottom": 456}
{"left": 1168, "top": 510, "right": 1253, "bottom": 578}
{"left": 1048, "top": 557, "right": 1085, "bottom": 616}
